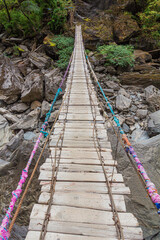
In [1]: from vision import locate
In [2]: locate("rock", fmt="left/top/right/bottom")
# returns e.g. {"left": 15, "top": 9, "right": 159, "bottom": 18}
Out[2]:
{"left": 21, "top": 71, "right": 44, "bottom": 103}
{"left": 119, "top": 70, "right": 160, "bottom": 88}
{"left": 106, "top": 66, "right": 116, "bottom": 75}
{"left": 114, "top": 14, "right": 140, "bottom": 43}
{"left": 11, "top": 108, "right": 40, "bottom": 131}
{"left": 18, "top": 45, "right": 29, "bottom": 52}
{"left": 133, "top": 64, "right": 155, "bottom": 72}
{"left": 29, "top": 52, "right": 51, "bottom": 69}
{"left": 144, "top": 85, "right": 160, "bottom": 109}
{"left": 130, "top": 105, "right": 137, "bottom": 112}
{"left": 136, "top": 109, "right": 148, "bottom": 119}
{"left": 134, "top": 50, "right": 152, "bottom": 64}
{"left": 7, "top": 130, "right": 24, "bottom": 152}
{"left": 105, "top": 81, "right": 120, "bottom": 90}
{"left": 103, "top": 89, "right": 114, "bottom": 96}
{"left": 0, "top": 159, "right": 10, "bottom": 171}
{"left": 48, "top": 110, "right": 59, "bottom": 123}
{"left": 0, "top": 115, "right": 12, "bottom": 148}
{"left": 116, "top": 94, "right": 131, "bottom": 111}
{"left": 107, "top": 128, "right": 160, "bottom": 238}
{"left": 148, "top": 110, "right": 160, "bottom": 137}
{"left": 94, "top": 66, "right": 105, "bottom": 73}
{"left": 10, "top": 103, "right": 29, "bottom": 113}
{"left": 0, "top": 108, "right": 9, "bottom": 115}
{"left": 4, "top": 113, "right": 19, "bottom": 123}
{"left": 118, "top": 88, "right": 130, "bottom": 98}
{"left": 131, "top": 129, "right": 149, "bottom": 142}
{"left": 0, "top": 55, "right": 23, "bottom": 104}
{"left": 24, "top": 131, "right": 36, "bottom": 141}
{"left": 117, "top": 115, "right": 125, "bottom": 125}
{"left": 31, "top": 101, "right": 42, "bottom": 110}
{"left": 44, "top": 69, "right": 62, "bottom": 102}
{"left": 41, "top": 100, "right": 51, "bottom": 118}
{"left": 125, "top": 117, "right": 135, "bottom": 125}
{"left": 122, "top": 122, "right": 130, "bottom": 133}
{"left": 17, "top": 60, "right": 28, "bottom": 76}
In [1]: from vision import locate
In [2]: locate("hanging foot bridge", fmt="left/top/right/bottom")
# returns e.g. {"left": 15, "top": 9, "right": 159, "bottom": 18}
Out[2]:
{"left": 23, "top": 26, "right": 143, "bottom": 239}
{"left": 6, "top": 24, "right": 160, "bottom": 239}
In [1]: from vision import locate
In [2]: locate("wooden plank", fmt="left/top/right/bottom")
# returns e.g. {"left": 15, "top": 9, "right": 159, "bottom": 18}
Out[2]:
{"left": 49, "top": 139, "right": 111, "bottom": 149}
{"left": 38, "top": 192, "right": 126, "bottom": 212}
{"left": 26, "top": 231, "right": 113, "bottom": 240}
{"left": 28, "top": 220, "right": 143, "bottom": 239}
{"left": 40, "top": 182, "right": 130, "bottom": 195}
{"left": 50, "top": 148, "right": 113, "bottom": 160}
{"left": 45, "top": 158, "right": 117, "bottom": 166}
{"left": 40, "top": 163, "right": 117, "bottom": 173}
{"left": 39, "top": 171, "right": 124, "bottom": 183}
{"left": 59, "top": 114, "right": 103, "bottom": 121}
{"left": 30, "top": 205, "right": 139, "bottom": 227}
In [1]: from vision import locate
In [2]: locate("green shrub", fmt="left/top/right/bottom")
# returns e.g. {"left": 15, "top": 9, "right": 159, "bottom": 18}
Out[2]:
{"left": 138, "top": 0, "right": 160, "bottom": 40}
{"left": 0, "top": 0, "right": 73, "bottom": 36}
{"left": 52, "top": 35, "right": 74, "bottom": 69}
{"left": 98, "top": 44, "right": 135, "bottom": 68}
{"left": 0, "top": 1, "right": 41, "bottom": 36}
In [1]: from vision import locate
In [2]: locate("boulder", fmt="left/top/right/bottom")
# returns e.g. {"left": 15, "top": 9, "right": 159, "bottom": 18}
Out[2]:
{"left": 148, "top": 110, "right": 160, "bottom": 137}
{"left": 41, "top": 100, "right": 51, "bottom": 118}
{"left": 0, "top": 159, "right": 10, "bottom": 171}
{"left": 24, "top": 131, "right": 36, "bottom": 141}
{"left": 0, "top": 55, "right": 23, "bottom": 104}
{"left": 107, "top": 129, "right": 160, "bottom": 238}
{"left": 21, "top": 71, "right": 44, "bottom": 103}
{"left": 31, "top": 101, "right": 42, "bottom": 110}
{"left": 94, "top": 66, "right": 106, "bottom": 73}
{"left": 119, "top": 70, "right": 160, "bottom": 88}
{"left": 29, "top": 52, "right": 51, "bottom": 69}
{"left": 44, "top": 69, "right": 62, "bottom": 102}
{"left": 134, "top": 50, "right": 152, "bottom": 64}
{"left": 125, "top": 116, "right": 135, "bottom": 125}
{"left": 116, "top": 94, "right": 131, "bottom": 111}
{"left": 0, "top": 115, "right": 12, "bottom": 148}
{"left": 118, "top": 88, "right": 130, "bottom": 98}
{"left": 48, "top": 110, "right": 59, "bottom": 123}
{"left": 17, "top": 60, "right": 28, "bottom": 76}
{"left": 136, "top": 109, "right": 148, "bottom": 119}
{"left": 4, "top": 113, "right": 19, "bottom": 123}
{"left": 122, "top": 122, "right": 130, "bottom": 133}
{"left": 114, "top": 14, "right": 140, "bottom": 43}
{"left": 0, "top": 108, "right": 9, "bottom": 115}
{"left": 105, "top": 81, "right": 120, "bottom": 90}
{"left": 131, "top": 129, "right": 149, "bottom": 142}
{"left": 144, "top": 85, "right": 160, "bottom": 109}
{"left": 10, "top": 103, "right": 29, "bottom": 113}
{"left": 106, "top": 66, "right": 116, "bottom": 75}
{"left": 11, "top": 108, "right": 40, "bottom": 131}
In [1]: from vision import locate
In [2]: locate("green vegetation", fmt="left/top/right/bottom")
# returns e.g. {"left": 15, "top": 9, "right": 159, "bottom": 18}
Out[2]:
{"left": 98, "top": 44, "right": 135, "bottom": 68}
{"left": 0, "top": 0, "right": 73, "bottom": 36}
{"left": 138, "top": 0, "right": 160, "bottom": 40}
{"left": 51, "top": 35, "right": 74, "bottom": 69}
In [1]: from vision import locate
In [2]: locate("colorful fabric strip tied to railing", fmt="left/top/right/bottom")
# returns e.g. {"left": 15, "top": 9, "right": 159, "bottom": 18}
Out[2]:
{"left": 86, "top": 55, "right": 160, "bottom": 214}
{"left": 0, "top": 54, "right": 73, "bottom": 240}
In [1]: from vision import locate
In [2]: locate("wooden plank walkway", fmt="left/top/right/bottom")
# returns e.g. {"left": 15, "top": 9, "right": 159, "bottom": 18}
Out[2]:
{"left": 25, "top": 26, "right": 143, "bottom": 239}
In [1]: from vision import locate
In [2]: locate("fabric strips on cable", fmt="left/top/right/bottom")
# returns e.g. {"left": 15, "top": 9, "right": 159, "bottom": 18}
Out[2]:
{"left": 0, "top": 55, "right": 73, "bottom": 240}
{"left": 86, "top": 54, "right": 160, "bottom": 215}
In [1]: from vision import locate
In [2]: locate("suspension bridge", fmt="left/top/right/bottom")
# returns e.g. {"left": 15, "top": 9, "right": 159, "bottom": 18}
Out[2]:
{"left": 25, "top": 26, "right": 143, "bottom": 239}
{"left": 2, "top": 25, "right": 160, "bottom": 240}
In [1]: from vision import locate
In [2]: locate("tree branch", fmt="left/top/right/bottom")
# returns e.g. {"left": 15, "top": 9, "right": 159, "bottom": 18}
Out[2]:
{"left": 2, "top": 0, "right": 11, "bottom": 22}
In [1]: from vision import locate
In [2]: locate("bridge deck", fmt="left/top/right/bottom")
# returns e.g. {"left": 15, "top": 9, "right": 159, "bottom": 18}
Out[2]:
{"left": 25, "top": 26, "right": 143, "bottom": 240}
